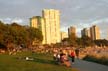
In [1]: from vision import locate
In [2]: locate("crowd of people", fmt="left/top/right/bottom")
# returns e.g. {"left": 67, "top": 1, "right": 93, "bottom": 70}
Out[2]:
{"left": 53, "top": 47, "right": 79, "bottom": 67}
{"left": 0, "top": 44, "right": 108, "bottom": 67}
{"left": 52, "top": 46, "right": 108, "bottom": 67}
{"left": 80, "top": 46, "right": 108, "bottom": 58}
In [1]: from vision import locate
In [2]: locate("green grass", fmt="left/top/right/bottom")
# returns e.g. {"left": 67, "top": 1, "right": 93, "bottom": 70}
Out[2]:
{"left": 0, "top": 51, "right": 77, "bottom": 71}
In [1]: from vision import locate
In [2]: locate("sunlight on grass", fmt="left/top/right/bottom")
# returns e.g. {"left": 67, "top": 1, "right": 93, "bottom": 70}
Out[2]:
{"left": 0, "top": 51, "right": 78, "bottom": 71}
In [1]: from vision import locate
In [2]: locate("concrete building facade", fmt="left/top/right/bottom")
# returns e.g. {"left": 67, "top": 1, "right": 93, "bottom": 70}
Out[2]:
{"left": 30, "top": 16, "right": 39, "bottom": 28}
{"left": 68, "top": 26, "right": 76, "bottom": 38}
{"left": 30, "top": 16, "right": 46, "bottom": 44}
{"left": 81, "top": 28, "right": 90, "bottom": 38}
{"left": 30, "top": 9, "right": 61, "bottom": 44}
{"left": 90, "top": 25, "right": 100, "bottom": 40}
{"left": 81, "top": 25, "right": 100, "bottom": 40}
{"left": 42, "top": 9, "right": 61, "bottom": 44}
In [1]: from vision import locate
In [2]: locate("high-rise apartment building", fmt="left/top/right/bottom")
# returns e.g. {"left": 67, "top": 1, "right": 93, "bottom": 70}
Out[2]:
{"left": 81, "top": 28, "right": 90, "bottom": 38}
{"left": 42, "top": 9, "right": 61, "bottom": 44}
{"left": 30, "top": 16, "right": 46, "bottom": 44}
{"left": 30, "top": 16, "right": 39, "bottom": 28}
{"left": 68, "top": 26, "right": 76, "bottom": 38}
{"left": 90, "top": 25, "right": 100, "bottom": 40}
{"left": 30, "top": 9, "right": 61, "bottom": 44}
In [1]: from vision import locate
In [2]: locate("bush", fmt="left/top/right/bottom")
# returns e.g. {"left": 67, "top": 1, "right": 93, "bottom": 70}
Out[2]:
{"left": 83, "top": 55, "right": 108, "bottom": 66}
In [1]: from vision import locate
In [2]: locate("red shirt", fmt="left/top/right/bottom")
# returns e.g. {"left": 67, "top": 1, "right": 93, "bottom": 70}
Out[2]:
{"left": 71, "top": 51, "right": 75, "bottom": 57}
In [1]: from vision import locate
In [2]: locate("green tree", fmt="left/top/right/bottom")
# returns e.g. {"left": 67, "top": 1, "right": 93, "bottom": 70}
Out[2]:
{"left": 0, "top": 21, "right": 7, "bottom": 49}
{"left": 26, "top": 27, "right": 43, "bottom": 46}
{"left": 0, "top": 21, "right": 43, "bottom": 49}
{"left": 76, "top": 37, "right": 83, "bottom": 47}
{"left": 10, "top": 23, "right": 29, "bottom": 47}
{"left": 94, "top": 39, "right": 108, "bottom": 47}
{"left": 81, "top": 35, "right": 94, "bottom": 47}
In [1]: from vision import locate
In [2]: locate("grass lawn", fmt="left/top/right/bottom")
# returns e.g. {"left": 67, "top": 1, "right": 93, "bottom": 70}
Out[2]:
{"left": 0, "top": 51, "right": 78, "bottom": 71}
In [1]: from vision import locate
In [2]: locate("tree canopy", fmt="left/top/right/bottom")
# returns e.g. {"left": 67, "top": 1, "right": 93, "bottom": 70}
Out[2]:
{"left": 0, "top": 21, "right": 43, "bottom": 49}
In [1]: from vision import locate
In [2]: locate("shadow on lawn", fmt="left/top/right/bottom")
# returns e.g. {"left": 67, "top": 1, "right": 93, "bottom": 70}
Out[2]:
{"left": 32, "top": 57, "right": 58, "bottom": 65}
{"left": 15, "top": 56, "right": 57, "bottom": 65}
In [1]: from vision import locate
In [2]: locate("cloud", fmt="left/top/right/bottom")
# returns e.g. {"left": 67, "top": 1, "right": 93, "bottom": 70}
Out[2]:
{"left": 61, "top": 18, "right": 108, "bottom": 38}
{"left": 12, "top": 18, "right": 23, "bottom": 24}
{"left": 0, "top": 0, "right": 108, "bottom": 39}
{"left": 2, "top": 18, "right": 12, "bottom": 24}
{"left": 91, "top": 18, "right": 108, "bottom": 24}
{"left": 0, "top": 17, "right": 25, "bottom": 25}
{"left": 46, "top": 0, "right": 66, "bottom": 4}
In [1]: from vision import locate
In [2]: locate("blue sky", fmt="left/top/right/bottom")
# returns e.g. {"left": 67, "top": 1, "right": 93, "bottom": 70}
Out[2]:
{"left": 0, "top": 0, "right": 108, "bottom": 39}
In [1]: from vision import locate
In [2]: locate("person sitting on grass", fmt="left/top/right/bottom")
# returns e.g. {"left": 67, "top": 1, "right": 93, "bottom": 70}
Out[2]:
{"left": 60, "top": 53, "right": 71, "bottom": 67}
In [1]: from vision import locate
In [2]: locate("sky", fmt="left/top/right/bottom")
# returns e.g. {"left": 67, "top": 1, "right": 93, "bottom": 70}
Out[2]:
{"left": 0, "top": 0, "right": 108, "bottom": 39}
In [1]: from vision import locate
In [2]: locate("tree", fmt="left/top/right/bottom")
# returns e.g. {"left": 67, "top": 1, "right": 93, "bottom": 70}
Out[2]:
{"left": 76, "top": 38, "right": 83, "bottom": 47}
{"left": 0, "top": 21, "right": 43, "bottom": 49}
{"left": 10, "top": 23, "right": 29, "bottom": 47}
{"left": 81, "top": 35, "right": 94, "bottom": 47}
{"left": 26, "top": 27, "right": 43, "bottom": 46}
{"left": 94, "top": 39, "right": 108, "bottom": 47}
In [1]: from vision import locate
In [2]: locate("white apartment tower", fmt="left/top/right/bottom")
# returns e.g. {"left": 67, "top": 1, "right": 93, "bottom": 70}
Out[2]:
{"left": 30, "top": 16, "right": 39, "bottom": 28}
{"left": 42, "top": 9, "right": 61, "bottom": 44}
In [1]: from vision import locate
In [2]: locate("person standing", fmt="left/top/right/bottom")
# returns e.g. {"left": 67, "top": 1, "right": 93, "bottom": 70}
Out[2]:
{"left": 75, "top": 48, "right": 80, "bottom": 59}
{"left": 70, "top": 50, "right": 75, "bottom": 64}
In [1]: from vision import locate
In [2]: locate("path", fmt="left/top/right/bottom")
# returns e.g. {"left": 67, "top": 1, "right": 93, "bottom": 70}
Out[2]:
{"left": 72, "top": 59, "right": 108, "bottom": 71}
